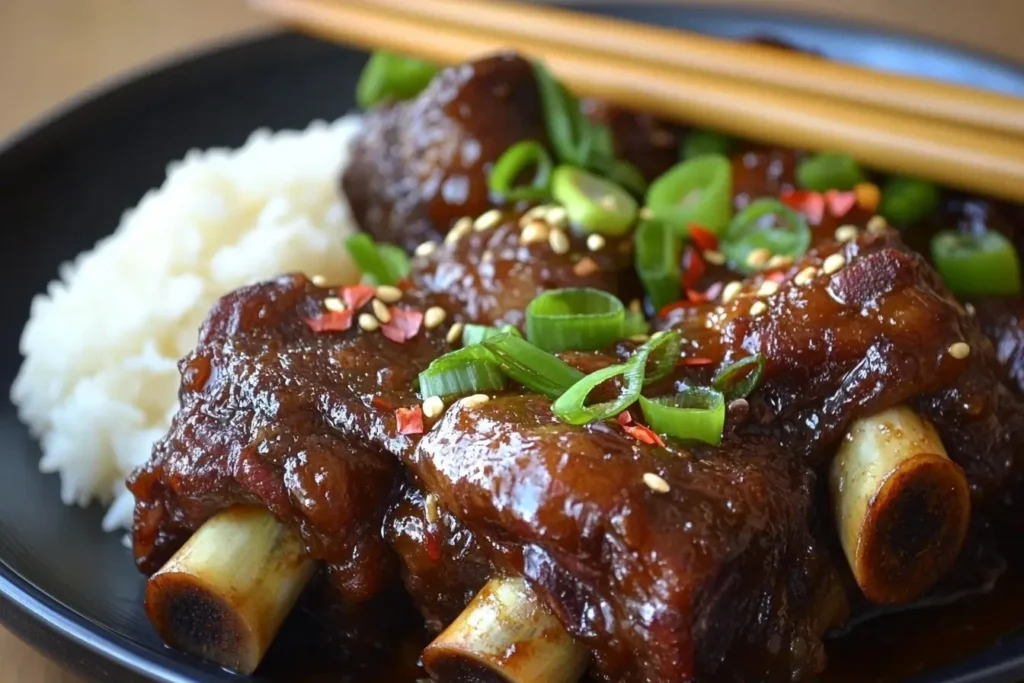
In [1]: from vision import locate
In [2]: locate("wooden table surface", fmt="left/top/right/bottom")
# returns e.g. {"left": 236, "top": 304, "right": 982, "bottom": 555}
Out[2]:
{"left": 1, "top": 0, "right": 1022, "bottom": 681}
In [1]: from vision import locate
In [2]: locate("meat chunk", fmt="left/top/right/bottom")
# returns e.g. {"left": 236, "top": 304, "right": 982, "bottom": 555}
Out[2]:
{"left": 404, "top": 393, "right": 843, "bottom": 683}
{"left": 973, "top": 297, "right": 1024, "bottom": 396}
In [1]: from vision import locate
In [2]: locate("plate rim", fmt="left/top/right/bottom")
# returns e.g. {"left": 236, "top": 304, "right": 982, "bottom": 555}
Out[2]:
{"left": 2, "top": 9, "right": 1024, "bottom": 683}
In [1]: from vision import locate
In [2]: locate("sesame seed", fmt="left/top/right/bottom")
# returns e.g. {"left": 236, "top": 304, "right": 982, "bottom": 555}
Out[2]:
{"left": 948, "top": 342, "right": 971, "bottom": 360}
{"left": 474, "top": 209, "right": 503, "bottom": 232}
{"left": 822, "top": 253, "right": 846, "bottom": 275}
{"left": 415, "top": 241, "right": 437, "bottom": 257}
{"left": 375, "top": 285, "right": 403, "bottom": 303}
{"left": 643, "top": 472, "right": 670, "bottom": 493}
{"left": 424, "top": 306, "right": 447, "bottom": 329}
{"left": 323, "top": 296, "right": 346, "bottom": 312}
{"left": 757, "top": 280, "right": 780, "bottom": 297}
{"left": 866, "top": 215, "right": 889, "bottom": 234}
{"left": 422, "top": 396, "right": 445, "bottom": 419}
{"left": 446, "top": 322, "right": 464, "bottom": 345}
{"left": 721, "top": 281, "right": 743, "bottom": 303}
{"left": 965, "top": 302, "right": 977, "bottom": 316}
{"left": 460, "top": 394, "right": 490, "bottom": 409}
{"left": 546, "top": 206, "right": 568, "bottom": 228}
{"left": 574, "top": 257, "right": 600, "bottom": 277}
{"left": 702, "top": 249, "right": 726, "bottom": 265}
{"left": 521, "top": 204, "right": 554, "bottom": 225}
{"left": 520, "top": 220, "right": 550, "bottom": 245}
{"left": 481, "top": 250, "right": 494, "bottom": 263}
{"left": 587, "top": 234, "right": 606, "bottom": 251}
{"left": 424, "top": 493, "right": 440, "bottom": 524}
{"left": 629, "top": 299, "right": 642, "bottom": 314}
{"left": 746, "top": 248, "right": 770, "bottom": 269}
{"left": 358, "top": 313, "right": 379, "bottom": 332}
{"left": 767, "top": 255, "right": 793, "bottom": 269}
{"left": 639, "top": 207, "right": 655, "bottom": 220}
{"left": 446, "top": 217, "right": 473, "bottom": 245}
{"left": 835, "top": 225, "right": 859, "bottom": 243}
{"left": 549, "top": 228, "right": 570, "bottom": 255}
{"left": 311, "top": 274, "right": 327, "bottom": 286}
{"left": 794, "top": 267, "right": 817, "bottom": 286}
{"left": 749, "top": 301, "right": 768, "bottom": 317}
{"left": 371, "top": 299, "right": 391, "bottom": 323}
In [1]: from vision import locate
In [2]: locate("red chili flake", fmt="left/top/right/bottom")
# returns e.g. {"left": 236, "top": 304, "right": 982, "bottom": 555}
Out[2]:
{"left": 617, "top": 411, "right": 633, "bottom": 426}
{"left": 688, "top": 224, "right": 719, "bottom": 251}
{"left": 825, "top": 190, "right": 857, "bottom": 219}
{"left": 372, "top": 396, "right": 394, "bottom": 412}
{"left": 780, "top": 189, "right": 825, "bottom": 225}
{"left": 681, "top": 248, "right": 706, "bottom": 291}
{"left": 765, "top": 270, "right": 788, "bottom": 283}
{"left": 686, "top": 288, "right": 709, "bottom": 303}
{"left": 623, "top": 423, "right": 666, "bottom": 447}
{"left": 424, "top": 529, "right": 442, "bottom": 561}
{"left": 395, "top": 406, "right": 424, "bottom": 435}
{"left": 381, "top": 307, "right": 425, "bottom": 343}
{"left": 659, "top": 300, "right": 689, "bottom": 318}
{"left": 341, "top": 284, "right": 376, "bottom": 310}
{"left": 304, "top": 309, "right": 354, "bottom": 333}
{"left": 679, "top": 356, "right": 715, "bottom": 367}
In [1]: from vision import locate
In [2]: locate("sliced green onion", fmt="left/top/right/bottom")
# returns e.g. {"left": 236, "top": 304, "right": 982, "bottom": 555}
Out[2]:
{"left": 796, "top": 153, "right": 865, "bottom": 192}
{"left": 551, "top": 166, "right": 638, "bottom": 236}
{"left": 346, "top": 234, "right": 402, "bottom": 286}
{"left": 635, "top": 218, "right": 682, "bottom": 311}
{"left": 356, "top": 51, "right": 439, "bottom": 109}
{"left": 681, "top": 129, "right": 732, "bottom": 160}
{"left": 551, "top": 331, "right": 679, "bottom": 425}
{"left": 489, "top": 141, "right": 554, "bottom": 203}
{"left": 378, "top": 244, "right": 411, "bottom": 283}
{"left": 645, "top": 155, "right": 733, "bottom": 236}
{"left": 721, "top": 198, "right": 811, "bottom": 274}
{"left": 931, "top": 230, "right": 1022, "bottom": 297}
{"left": 462, "top": 324, "right": 522, "bottom": 347}
{"left": 711, "top": 354, "right": 766, "bottom": 400}
{"left": 589, "top": 153, "right": 648, "bottom": 197}
{"left": 418, "top": 347, "right": 507, "bottom": 399}
{"left": 642, "top": 331, "right": 682, "bottom": 385}
{"left": 526, "top": 288, "right": 625, "bottom": 353}
{"left": 481, "top": 332, "right": 584, "bottom": 399}
{"left": 879, "top": 176, "right": 942, "bottom": 226}
{"left": 623, "top": 311, "right": 649, "bottom": 338}
{"left": 639, "top": 388, "right": 726, "bottom": 445}
{"left": 532, "top": 61, "right": 581, "bottom": 165}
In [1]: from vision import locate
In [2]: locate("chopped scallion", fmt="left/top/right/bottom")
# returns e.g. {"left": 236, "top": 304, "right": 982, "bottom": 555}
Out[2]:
{"left": 635, "top": 218, "right": 682, "bottom": 311}
{"left": 489, "top": 141, "right": 554, "bottom": 203}
{"left": 418, "top": 347, "right": 507, "bottom": 399}
{"left": 481, "top": 332, "right": 584, "bottom": 399}
{"left": 931, "top": 230, "right": 1022, "bottom": 297}
{"left": 720, "top": 198, "right": 810, "bottom": 274}
{"left": 526, "top": 287, "right": 625, "bottom": 353}
{"left": 879, "top": 176, "right": 942, "bottom": 227}
{"left": 551, "top": 166, "right": 638, "bottom": 236}
{"left": 796, "top": 153, "right": 865, "bottom": 192}
{"left": 462, "top": 324, "right": 522, "bottom": 347}
{"left": 639, "top": 388, "right": 726, "bottom": 445}
{"left": 711, "top": 354, "right": 766, "bottom": 400}
{"left": 356, "top": 51, "right": 439, "bottom": 109}
{"left": 645, "top": 155, "right": 733, "bottom": 236}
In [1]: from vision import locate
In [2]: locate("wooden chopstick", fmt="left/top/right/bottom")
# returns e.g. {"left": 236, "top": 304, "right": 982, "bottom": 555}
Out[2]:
{"left": 353, "top": 0, "right": 1024, "bottom": 140}
{"left": 250, "top": 0, "right": 1024, "bottom": 202}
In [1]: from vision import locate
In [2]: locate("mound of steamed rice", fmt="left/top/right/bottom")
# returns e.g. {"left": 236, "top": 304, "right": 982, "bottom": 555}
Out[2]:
{"left": 10, "top": 115, "right": 363, "bottom": 532}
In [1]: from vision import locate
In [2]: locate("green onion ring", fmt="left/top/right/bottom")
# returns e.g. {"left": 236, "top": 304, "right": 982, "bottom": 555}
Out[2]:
{"left": 931, "top": 229, "right": 1023, "bottom": 297}
{"left": 489, "top": 141, "right": 554, "bottom": 203}
{"left": 796, "top": 152, "right": 865, "bottom": 192}
{"left": 721, "top": 198, "right": 811, "bottom": 274}
{"left": 346, "top": 234, "right": 401, "bottom": 286}
{"left": 526, "top": 288, "right": 626, "bottom": 353}
{"left": 879, "top": 176, "right": 942, "bottom": 227}
{"left": 482, "top": 332, "right": 584, "bottom": 399}
{"left": 356, "top": 51, "right": 439, "bottom": 109}
{"left": 645, "top": 154, "right": 734, "bottom": 236}
{"left": 639, "top": 387, "right": 726, "bottom": 445}
{"left": 462, "top": 324, "right": 522, "bottom": 347}
{"left": 711, "top": 354, "right": 767, "bottom": 400}
{"left": 642, "top": 331, "right": 682, "bottom": 385}
{"left": 418, "top": 347, "right": 507, "bottom": 399}
{"left": 635, "top": 218, "right": 682, "bottom": 311}
{"left": 551, "top": 166, "right": 638, "bottom": 236}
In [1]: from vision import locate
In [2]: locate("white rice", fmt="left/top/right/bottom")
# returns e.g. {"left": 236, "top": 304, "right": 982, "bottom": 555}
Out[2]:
{"left": 10, "top": 115, "right": 364, "bottom": 532}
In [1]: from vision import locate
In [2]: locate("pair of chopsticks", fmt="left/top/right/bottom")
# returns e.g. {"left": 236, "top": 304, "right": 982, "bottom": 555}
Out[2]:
{"left": 250, "top": 0, "right": 1024, "bottom": 202}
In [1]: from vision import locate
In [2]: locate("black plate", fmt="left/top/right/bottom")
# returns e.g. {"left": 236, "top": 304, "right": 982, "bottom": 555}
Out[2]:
{"left": 2, "top": 6, "right": 1024, "bottom": 683}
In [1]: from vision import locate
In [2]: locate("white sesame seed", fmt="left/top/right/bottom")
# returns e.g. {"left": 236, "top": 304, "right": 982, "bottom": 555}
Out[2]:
{"left": 460, "top": 394, "right": 490, "bottom": 409}
{"left": 311, "top": 274, "right": 327, "bottom": 286}
{"left": 835, "top": 225, "right": 859, "bottom": 243}
{"left": 358, "top": 313, "right": 379, "bottom": 332}
{"left": 721, "top": 281, "right": 743, "bottom": 303}
{"left": 757, "top": 280, "right": 780, "bottom": 297}
{"left": 866, "top": 215, "right": 889, "bottom": 234}
{"left": 549, "top": 228, "right": 570, "bottom": 255}
{"left": 766, "top": 255, "right": 793, "bottom": 269}
{"left": 474, "top": 208, "right": 503, "bottom": 232}
{"left": 422, "top": 396, "right": 445, "bottom": 419}
{"left": 639, "top": 207, "right": 655, "bottom": 221}
{"left": 424, "top": 493, "right": 440, "bottom": 523}
{"left": 415, "top": 241, "right": 437, "bottom": 257}
{"left": 629, "top": 299, "right": 642, "bottom": 314}
{"left": 424, "top": 306, "right": 447, "bottom": 329}
{"left": 446, "top": 217, "right": 473, "bottom": 245}
{"left": 794, "top": 266, "right": 817, "bottom": 286}
{"left": 586, "top": 234, "right": 606, "bottom": 252}
{"left": 481, "top": 250, "right": 494, "bottom": 263}
{"left": 948, "top": 342, "right": 971, "bottom": 360}
{"left": 574, "top": 257, "right": 600, "bottom": 277}
{"left": 643, "top": 472, "right": 670, "bottom": 493}
{"left": 375, "top": 285, "right": 403, "bottom": 303}
{"left": 446, "top": 322, "right": 464, "bottom": 345}
{"left": 521, "top": 204, "right": 554, "bottom": 225}
{"left": 520, "top": 220, "right": 550, "bottom": 245}
{"left": 371, "top": 299, "right": 391, "bottom": 323}
{"left": 703, "top": 249, "right": 726, "bottom": 265}
{"left": 746, "top": 248, "right": 770, "bottom": 269}
{"left": 965, "top": 302, "right": 977, "bottom": 316}
{"left": 822, "top": 253, "right": 847, "bottom": 275}
{"left": 749, "top": 301, "right": 768, "bottom": 317}
{"left": 546, "top": 206, "right": 568, "bottom": 228}
{"left": 323, "top": 297, "right": 346, "bottom": 312}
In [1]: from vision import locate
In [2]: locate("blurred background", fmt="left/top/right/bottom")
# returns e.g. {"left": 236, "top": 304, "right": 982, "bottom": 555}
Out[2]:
{"left": 1, "top": 0, "right": 1023, "bottom": 680}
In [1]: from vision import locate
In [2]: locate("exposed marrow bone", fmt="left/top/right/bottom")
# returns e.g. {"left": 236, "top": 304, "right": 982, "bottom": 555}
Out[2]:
{"left": 422, "top": 576, "right": 589, "bottom": 683}
{"left": 145, "top": 506, "right": 316, "bottom": 674}
{"left": 829, "top": 405, "right": 971, "bottom": 604}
